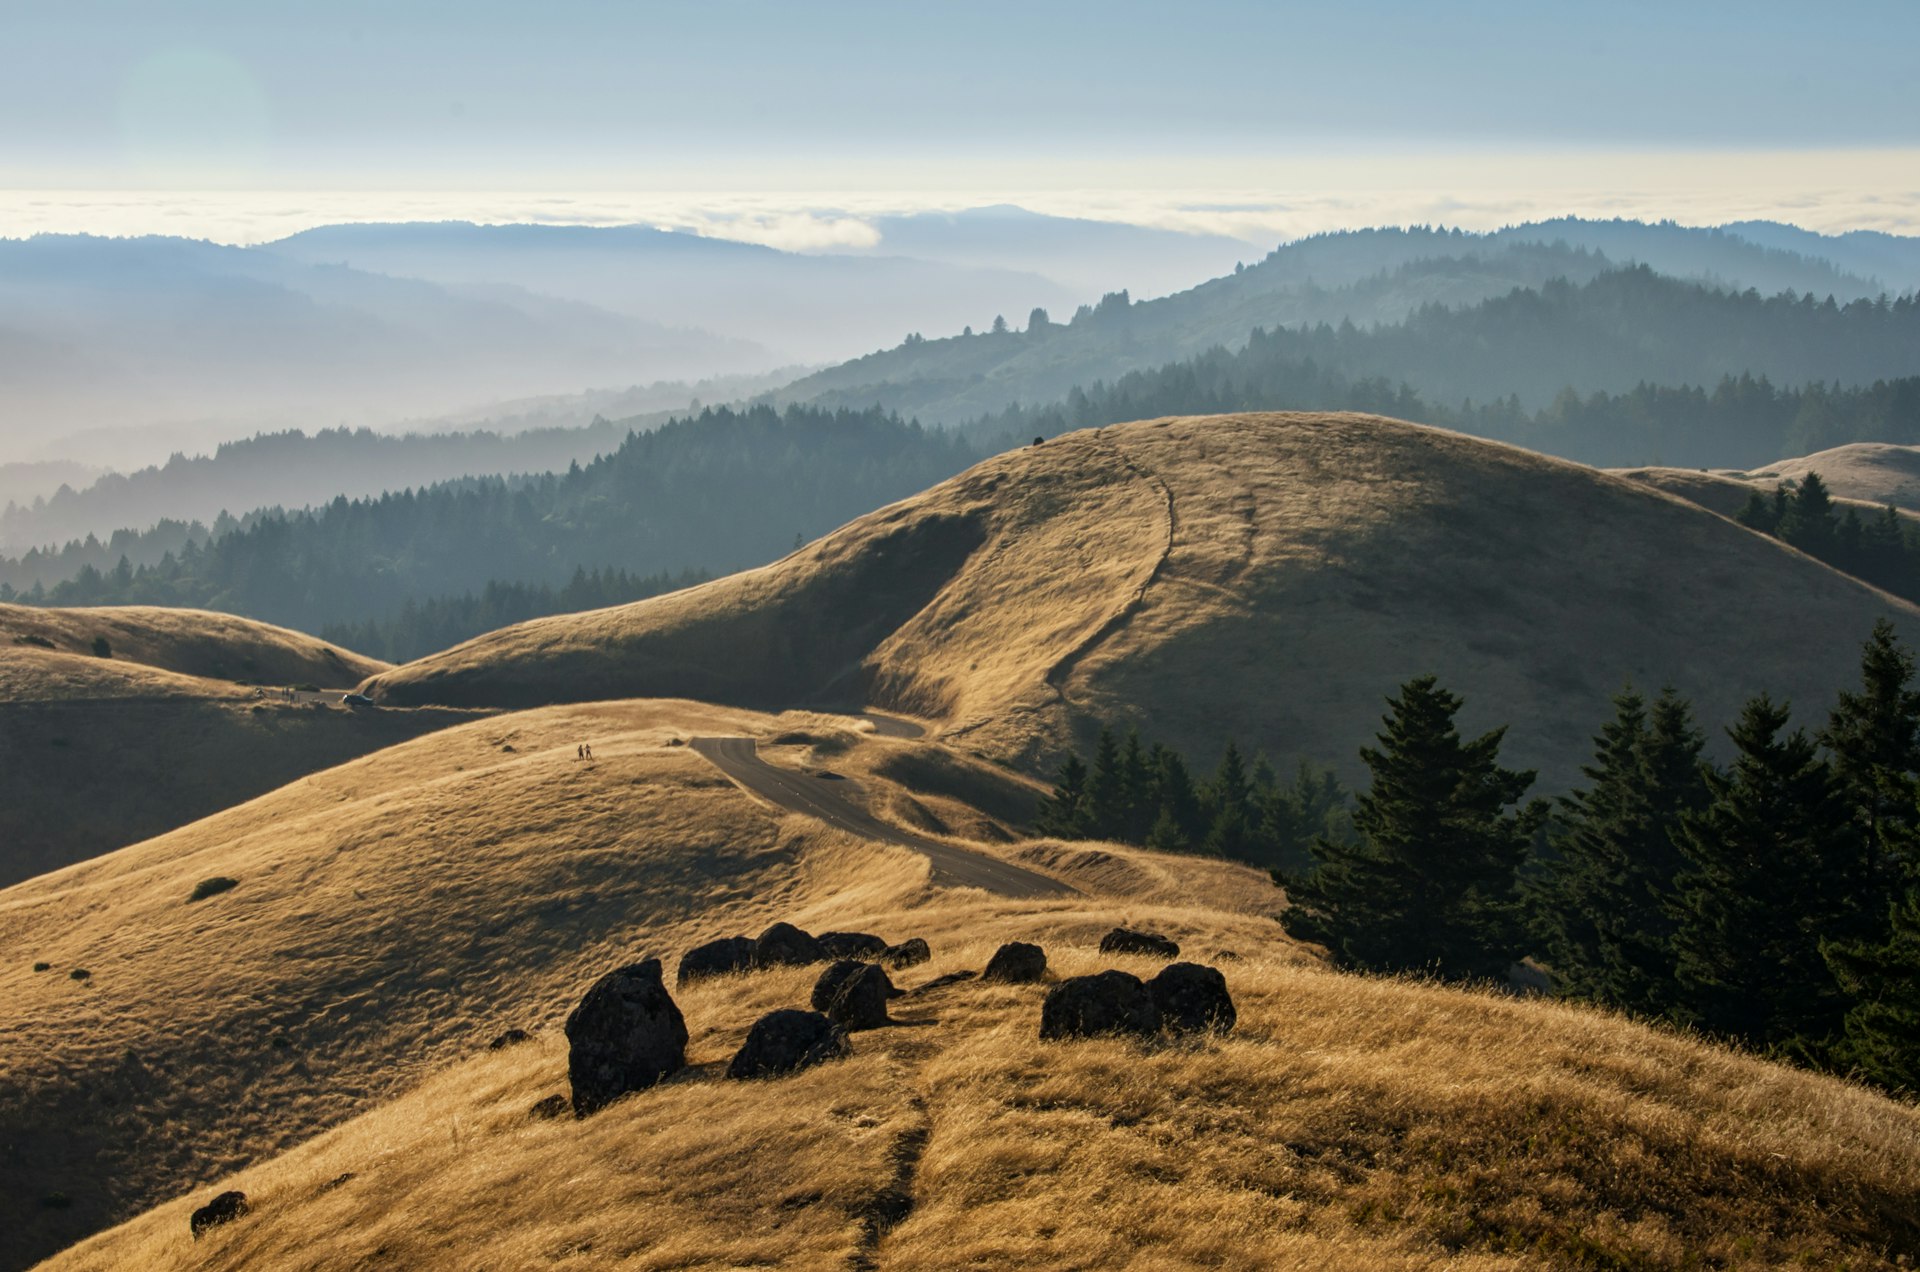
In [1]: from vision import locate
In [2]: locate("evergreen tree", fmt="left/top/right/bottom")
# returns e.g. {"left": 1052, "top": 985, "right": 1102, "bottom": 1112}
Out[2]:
{"left": 1280, "top": 675, "right": 1541, "bottom": 980}
{"left": 1083, "top": 728, "right": 1125, "bottom": 839}
{"left": 1147, "top": 744, "right": 1204, "bottom": 851}
{"left": 1820, "top": 620, "right": 1920, "bottom": 903}
{"left": 1035, "top": 754, "right": 1090, "bottom": 837}
{"left": 1202, "top": 742, "right": 1256, "bottom": 858}
{"left": 1119, "top": 730, "right": 1155, "bottom": 843}
{"left": 1777, "top": 471, "right": 1836, "bottom": 556}
{"left": 1259, "top": 760, "right": 1351, "bottom": 876}
{"left": 1671, "top": 695, "right": 1854, "bottom": 1052}
{"left": 1824, "top": 885, "right": 1920, "bottom": 1093}
{"left": 1533, "top": 687, "right": 1706, "bottom": 1013}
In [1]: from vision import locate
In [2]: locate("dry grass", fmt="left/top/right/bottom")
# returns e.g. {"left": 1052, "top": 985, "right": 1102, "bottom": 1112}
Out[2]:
{"left": 0, "top": 633, "right": 469, "bottom": 887}
{"left": 371, "top": 413, "right": 1920, "bottom": 787}
{"left": 0, "top": 602, "right": 384, "bottom": 687}
{"left": 45, "top": 879, "right": 1920, "bottom": 1272}
{"left": 1754, "top": 443, "right": 1920, "bottom": 512}
{"left": 0, "top": 700, "right": 1094, "bottom": 1268}
{"left": 10, "top": 702, "right": 1920, "bottom": 1270}
{"left": 1615, "top": 465, "right": 1920, "bottom": 525}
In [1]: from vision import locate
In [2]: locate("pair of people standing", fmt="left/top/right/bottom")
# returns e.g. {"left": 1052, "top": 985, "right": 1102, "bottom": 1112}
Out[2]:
{"left": 576, "top": 743, "right": 594, "bottom": 760}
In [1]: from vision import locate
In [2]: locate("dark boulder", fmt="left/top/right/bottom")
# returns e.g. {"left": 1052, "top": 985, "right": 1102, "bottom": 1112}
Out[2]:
{"left": 563, "top": 959, "right": 688, "bottom": 1116}
{"left": 755, "top": 922, "right": 827, "bottom": 967}
{"left": 190, "top": 1190, "right": 251, "bottom": 1239}
{"left": 818, "top": 930, "right": 889, "bottom": 959}
{"left": 810, "top": 960, "right": 895, "bottom": 1030}
{"left": 529, "top": 1094, "right": 570, "bottom": 1120}
{"left": 727, "top": 1009, "right": 850, "bottom": 1080}
{"left": 1098, "top": 927, "right": 1180, "bottom": 959}
{"left": 677, "top": 935, "right": 756, "bottom": 984}
{"left": 983, "top": 941, "right": 1047, "bottom": 983}
{"left": 488, "top": 1028, "right": 532, "bottom": 1051}
{"left": 881, "top": 937, "right": 931, "bottom": 968}
{"left": 1039, "top": 971, "right": 1160, "bottom": 1041}
{"left": 1149, "top": 963, "right": 1236, "bottom": 1034}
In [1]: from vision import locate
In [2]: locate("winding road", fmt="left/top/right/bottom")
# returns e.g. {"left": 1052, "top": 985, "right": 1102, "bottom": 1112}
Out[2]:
{"left": 689, "top": 734, "right": 1075, "bottom": 898}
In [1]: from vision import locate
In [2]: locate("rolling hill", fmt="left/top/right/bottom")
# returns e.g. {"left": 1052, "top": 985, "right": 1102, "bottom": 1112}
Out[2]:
{"left": 9, "top": 701, "right": 1920, "bottom": 1270}
{"left": 1, "top": 700, "right": 1910, "bottom": 1269}
{"left": 1616, "top": 442, "right": 1920, "bottom": 522}
{"left": 0, "top": 606, "right": 472, "bottom": 885}
{"left": 369, "top": 413, "right": 1920, "bottom": 787}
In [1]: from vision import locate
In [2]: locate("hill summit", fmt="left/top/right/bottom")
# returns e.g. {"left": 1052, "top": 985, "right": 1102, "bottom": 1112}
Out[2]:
{"left": 372, "top": 413, "right": 1920, "bottom": 784}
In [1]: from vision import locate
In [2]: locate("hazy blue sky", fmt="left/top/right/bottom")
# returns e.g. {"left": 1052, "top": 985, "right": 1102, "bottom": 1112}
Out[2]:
{"left": 0, "top": 1, "right": 1914, "bottom": 241}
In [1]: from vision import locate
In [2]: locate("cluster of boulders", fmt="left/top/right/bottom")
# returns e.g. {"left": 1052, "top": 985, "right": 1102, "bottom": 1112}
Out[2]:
{"left": 553, "top": 922, "right": 1229, "bottom": 1124}
{"left": 558, "top": 921, "right": 936, "bottom": 1118}
{"left": 1038, "top": 927, "right": 1234, "bottom": 1041}
{"left": 677, "top": 922, "right": 928, "bottom": 984}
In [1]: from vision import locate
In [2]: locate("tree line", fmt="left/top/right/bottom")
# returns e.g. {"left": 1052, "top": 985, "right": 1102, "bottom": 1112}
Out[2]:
{"left": 1037, "top": 623, "right": 1920, "bottom": 1095}
{"left": 0, "top": 404, "right": 984, "bottom": 639}
{"left": 971, "top": 334, "right": 1920, "bottom": 472}
{"left": 317, "top": 566, "right": 712, "bottom": 662}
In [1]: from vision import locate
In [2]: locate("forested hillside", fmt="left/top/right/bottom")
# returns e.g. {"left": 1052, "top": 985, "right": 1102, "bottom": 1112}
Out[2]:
{"left": 801, "top": 266, "right": 1920, "bottom": 440}
{"left": 969, "top": 328, "right": 1920, "bottom": 469}
{"left": 0, "top": 406, "right": 980, "bottom": 650}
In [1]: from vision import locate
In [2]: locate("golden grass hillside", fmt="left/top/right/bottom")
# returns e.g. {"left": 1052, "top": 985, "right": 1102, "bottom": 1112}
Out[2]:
{"left": 47, "top": 830, "right": 1920, "bottom": 1271}
{"left": 0, "top": 701, "right": 1089, "bottom": 1268}
{"left": 1756, "top": 442, "right": 1920, "bottom": 511}
{"left": 0, "top": 623, "right": 466, "bottom": 886}
{"left": 1614, "top": 465, "right": 1920, "bottom": 525}
{"left": 371, "top": 413, "right": 1920, "bottom": 784}
{"left": 1, "top": 603, "right": 383, "bottom": 687}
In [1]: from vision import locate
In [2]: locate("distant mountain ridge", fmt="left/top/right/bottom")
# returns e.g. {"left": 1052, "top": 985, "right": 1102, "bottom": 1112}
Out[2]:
{"left": 0, "top": 233, "right": 766, "bottom": 461}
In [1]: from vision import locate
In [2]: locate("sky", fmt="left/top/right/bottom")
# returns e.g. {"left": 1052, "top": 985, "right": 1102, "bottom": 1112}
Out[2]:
{"left": 0, "top": 0, "right": 1916, "bottom": 245}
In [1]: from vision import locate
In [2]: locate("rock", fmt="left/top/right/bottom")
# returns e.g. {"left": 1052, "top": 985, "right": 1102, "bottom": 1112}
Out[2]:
{"left": 529, "top": 1094, "right": 570, "bottom": 1120}
{"left": 319, "top": 1172, "right": 356, "bottom": 1193}
{"left": 677, "top": 935, "right": 756, "bottom": 984}
{"left": 32, "top": 962, "right": 49, "bottom": 972}
{"left": 563, "top": 959, "right": 689, "bottom": 1116}
{"left": 69, "top": 968, "right": 90, "bottom": 981}
{"left": 810, "top": 960, "right": 895, "bottom": 1030}
{"left": 754, "top": 921, "right": 827, "bottom": 967}
{"left": 1039, "top": 971, "right": 1160, "bottom": 1041}
{"left": 881, "top": 937, "right": 931, "bottom": 968}
{"left": 1098, "top": 927, "right": 1180, "bottom": 959}
{"left": 488, "top": 1028, "right": 532, "bottom": 1051}
{"left": 1149, "top": 963, "right": 1236, "bottom": 1034}
{"left": 190, "top": 1190, "right": 251, "bottom": 1239}
{"left": 726, "top": 1009, "right": 850, "bottom": 1080}
{"left": 817, "top": 930, "right": 889, "bottom": 959}
{"left": 983, "top": 941, "right": 1047, "bottom": 983}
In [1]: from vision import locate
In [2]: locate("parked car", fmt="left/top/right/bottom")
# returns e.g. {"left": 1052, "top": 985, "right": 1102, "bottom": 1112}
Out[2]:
{"left": 341, "top": 692, "right": 376, "bottom": 708}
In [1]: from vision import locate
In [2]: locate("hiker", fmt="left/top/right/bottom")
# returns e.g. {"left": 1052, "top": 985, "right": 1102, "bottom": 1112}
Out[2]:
{"left": 577, "top": 744, "right": 584, "bottom": 759}
{"left": 584, "top": 743, "right": 594, "bottom": 759}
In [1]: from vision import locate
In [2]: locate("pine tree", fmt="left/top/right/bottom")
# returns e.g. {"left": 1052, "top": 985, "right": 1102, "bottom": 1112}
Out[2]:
{"left": 1260, "top": 761, "right": 1350, "bottom": 876}
{"left": 1533, "top": 688, "right": 1706, "bottom": 1013}
{"left": 1824, "top": 885, "right": 1920, "bottom": 1094}
{"left": 1671, "top": 695, "right": 1855, "bottom": 1052}
{"left": 1202, "top": 742, "right": 1255, "bottom": 859}
{"left": 1281, "top": 675, "right": 1541, "bottom": 980}
{"left": 1820, "top": 620, "right": 1920, "bottom": 905}
{"left": 1035, "top": 754, "right": 1090, "bottom": 837}
{"left": 1119, "top": 730, "right": 1154, "bottom": 843}
{"left": 1778, "top": 471, "right": 1836, "bottom": 557}
{"left": 1082, "top": 728, "right": 1124, "bottom": 839}
{"left": 1147, "top": 744, "right": 1203, "bottom": 851}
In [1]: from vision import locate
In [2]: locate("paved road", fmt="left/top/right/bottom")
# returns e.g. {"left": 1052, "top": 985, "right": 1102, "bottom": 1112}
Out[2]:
{"left": 690, "top": 735, "right": 1074, "bottom": 897}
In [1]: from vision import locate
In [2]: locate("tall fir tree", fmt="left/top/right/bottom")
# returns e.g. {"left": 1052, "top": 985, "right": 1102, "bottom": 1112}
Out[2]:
{"left": 1671, "top": 695, "right": 1855, "bottom": 1053}
{"left": 1034, "top": 754, "right": 1090, "bottom": 837}
{"left": 1202, "top": 741, "right": 1256, "bottom": 859}
{"left": 1820, "top": 619, "right": 1920, "bottom": 908}
{"left": 1534, "top": 687, "right": 1707, "bottom": 1014}
{"left": 1823, "top": 884, "right": 1920, "bottom": 1094}
{"left": 1083, "top": 727, "right": 1125, "bottom": 839}
{"left": 1281, "top": 675, "right": 1542, "bottom": 980}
